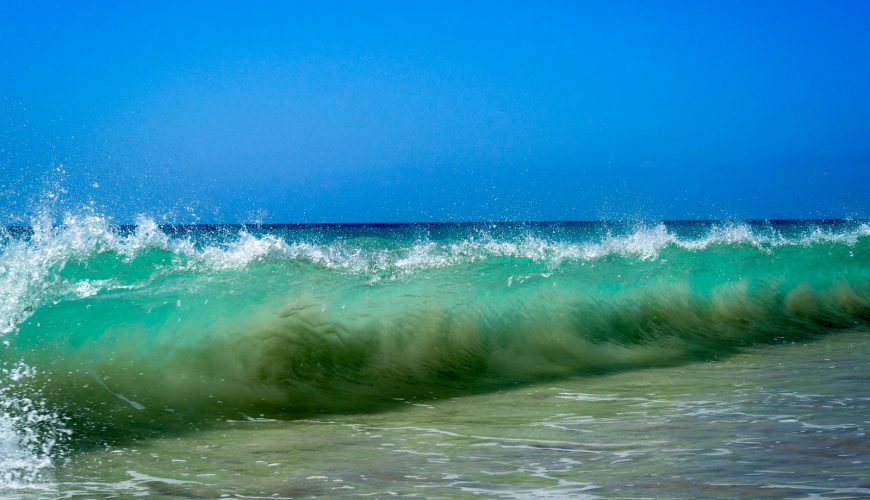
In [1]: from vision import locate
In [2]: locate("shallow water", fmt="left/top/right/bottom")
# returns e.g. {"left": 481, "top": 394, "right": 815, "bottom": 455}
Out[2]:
{"left": 27, "top": 330, "right": 870, "bottom": 498}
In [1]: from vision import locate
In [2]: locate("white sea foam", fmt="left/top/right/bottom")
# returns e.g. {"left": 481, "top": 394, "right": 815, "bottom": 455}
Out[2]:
{"left": 0, "top": 363, "right": 69, "bottom": 491}
{"left": 0, "top": 213, "right": 177, "bottom": 336}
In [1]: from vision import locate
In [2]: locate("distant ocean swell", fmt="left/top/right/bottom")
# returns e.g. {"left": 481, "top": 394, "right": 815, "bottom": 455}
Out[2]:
{"left": 0, "top": 214, "right": 868, "bottom": 482}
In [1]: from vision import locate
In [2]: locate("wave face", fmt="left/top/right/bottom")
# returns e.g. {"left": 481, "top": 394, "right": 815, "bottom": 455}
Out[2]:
{"left": 1, "top": 216, "right": 869, "bottom": 472}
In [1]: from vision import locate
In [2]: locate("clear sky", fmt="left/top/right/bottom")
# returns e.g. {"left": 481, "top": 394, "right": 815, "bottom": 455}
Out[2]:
{"left": 1, "top": 0, "right": 869, "bottom": 223}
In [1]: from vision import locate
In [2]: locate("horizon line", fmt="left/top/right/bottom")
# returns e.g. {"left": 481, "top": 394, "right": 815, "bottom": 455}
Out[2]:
{"left": 3, "top": 217, "right": 867, "bottom": 230}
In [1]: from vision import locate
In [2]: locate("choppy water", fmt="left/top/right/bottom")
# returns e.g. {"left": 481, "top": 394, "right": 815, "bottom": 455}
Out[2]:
{"left": 1, "top": 215, "right": 868, "bottom": 497}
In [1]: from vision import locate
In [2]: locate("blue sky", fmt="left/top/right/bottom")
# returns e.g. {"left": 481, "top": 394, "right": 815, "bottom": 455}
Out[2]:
{"left": 1, "top": 0, "right": 869, "bottom": 223}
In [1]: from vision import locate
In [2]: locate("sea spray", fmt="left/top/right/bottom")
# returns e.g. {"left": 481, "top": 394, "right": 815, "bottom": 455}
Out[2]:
{"left": 0, "top": 363, "right": 69, "bottom": 489}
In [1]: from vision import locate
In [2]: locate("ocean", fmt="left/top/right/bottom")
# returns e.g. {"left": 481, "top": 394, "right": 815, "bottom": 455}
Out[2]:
{"left": 1, "top": 216, "right": 868, "bottom": 497}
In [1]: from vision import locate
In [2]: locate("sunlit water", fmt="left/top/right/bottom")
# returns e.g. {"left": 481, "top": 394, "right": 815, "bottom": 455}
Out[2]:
{"left": 0, "top": 217, "right": 867, "bottom": 497}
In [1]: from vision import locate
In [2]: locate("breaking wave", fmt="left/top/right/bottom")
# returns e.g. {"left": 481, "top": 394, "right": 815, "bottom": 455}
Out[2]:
{"left": 1, "top": 213, "right": 868, "bottom": 487}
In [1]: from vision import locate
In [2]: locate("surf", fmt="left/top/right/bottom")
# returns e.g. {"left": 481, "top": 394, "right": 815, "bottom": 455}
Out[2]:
{"left": 0, "top": 213, "right": 868, "bottom": 477}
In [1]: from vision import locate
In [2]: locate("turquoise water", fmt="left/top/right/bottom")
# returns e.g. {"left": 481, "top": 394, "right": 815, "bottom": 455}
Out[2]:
{"left": 1, "top": 216, "right": 868, "bottom": 496}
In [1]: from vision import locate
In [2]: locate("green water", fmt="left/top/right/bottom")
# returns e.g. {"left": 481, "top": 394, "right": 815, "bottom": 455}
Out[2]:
{"left": 37, "top": 330, "right": 870, "bottom": 498}
{"left": 1, "top": 218, "right": 868, "bottom": 496}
